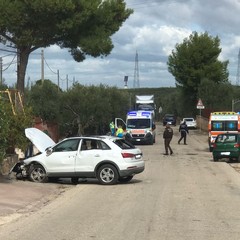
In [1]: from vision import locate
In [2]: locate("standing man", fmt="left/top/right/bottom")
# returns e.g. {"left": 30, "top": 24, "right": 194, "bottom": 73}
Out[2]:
{"left": 178, "top": 121, "right": 189, "bottom": 145}
{"left": 163, "top": 123, "right": 173, "bottom": 155}
{"left": 109, "top": 121, "right": 115, "bottom": 136}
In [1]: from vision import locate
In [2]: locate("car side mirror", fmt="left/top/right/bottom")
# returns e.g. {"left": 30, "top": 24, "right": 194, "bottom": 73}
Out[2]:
{"left": 46, "top": 147, "right": 53, "bottom": 156}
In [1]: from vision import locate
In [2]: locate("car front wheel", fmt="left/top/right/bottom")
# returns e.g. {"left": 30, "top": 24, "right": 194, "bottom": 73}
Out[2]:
{"left": 97, "top": 164, "right": 119, "bottom": 185}
{"left": 29, "top": 164, "right": 48, "bottom": 183}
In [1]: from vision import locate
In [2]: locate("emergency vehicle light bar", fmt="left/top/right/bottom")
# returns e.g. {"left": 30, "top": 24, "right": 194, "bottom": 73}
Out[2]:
{"left": 128, "top": 111, "right": 152, "bottom": 117}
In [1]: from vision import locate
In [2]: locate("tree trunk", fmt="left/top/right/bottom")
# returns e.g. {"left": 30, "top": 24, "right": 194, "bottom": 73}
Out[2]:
{"left": 16, "top": 48, "right": 30, "bottom": 95}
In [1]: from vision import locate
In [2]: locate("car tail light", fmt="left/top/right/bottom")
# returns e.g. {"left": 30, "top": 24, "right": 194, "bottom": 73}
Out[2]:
{"left": 213, "top": 143, "right": 217, "bottom": 148}
{"left": 121, "top": 153, "right": 135, "bottom": 158}
{"left": 234, "top": 143, "right": 240, "bottom": 148}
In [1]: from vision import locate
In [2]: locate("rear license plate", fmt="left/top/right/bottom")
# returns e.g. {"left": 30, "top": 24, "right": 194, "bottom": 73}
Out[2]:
{"left": 221, "top": 152, "right": 230, "bottom": 156}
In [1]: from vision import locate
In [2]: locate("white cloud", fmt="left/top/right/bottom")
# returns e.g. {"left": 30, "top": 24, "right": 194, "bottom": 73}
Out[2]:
{"left": 1, "top": 0, "right": 240, "bottom": 89}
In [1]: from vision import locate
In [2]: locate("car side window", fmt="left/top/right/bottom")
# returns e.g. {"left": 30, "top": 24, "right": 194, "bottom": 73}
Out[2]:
{"left": 114, "top": 139, "right": 135, "bottom": 149}
{"left": 80, "top": 140, "right": 88, "bottom": 151}
{"left": 98, "top": 140, "right": 111, "bottom": 150}
{"left": 54, "top": 139, "right": 80, "bottom": 152}
{"left": 80, "top": 140, "right": 103, "bottom": 150}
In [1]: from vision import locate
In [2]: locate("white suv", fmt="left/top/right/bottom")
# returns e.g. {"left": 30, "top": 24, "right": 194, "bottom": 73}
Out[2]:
{"left": 11, "top": 128, "right": 145, "bottom": 185}
{"left": 182, "top": 118, "right": 197, "bottom": 129}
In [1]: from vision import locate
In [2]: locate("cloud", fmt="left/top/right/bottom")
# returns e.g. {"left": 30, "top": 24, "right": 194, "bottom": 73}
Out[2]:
{"left": 1, "top": 0, "right": 240, "bottom": 89}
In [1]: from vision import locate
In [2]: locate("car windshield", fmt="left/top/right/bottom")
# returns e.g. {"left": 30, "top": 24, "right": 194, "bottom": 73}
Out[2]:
{"left": 184, "top": 118, "right": 194, "bottom": 122}
{"left": 113, "top": 139, "right": 136, "bottom": 149}
{"left": 137, "top": 104, "right": 154, "bottom": 111}
{"left": 127, "top": 119, "right": 151, "bottom": 129}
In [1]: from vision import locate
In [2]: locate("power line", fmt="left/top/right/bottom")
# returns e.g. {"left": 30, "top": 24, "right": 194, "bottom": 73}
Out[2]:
{"left": 0, "top": 47, "right": 17, "bottom": 54}
{"left": 2, "top": 55, "right": 17, "bottom": 71}
{"left": 44, "top": 57, "right": 58, "bottom": 75}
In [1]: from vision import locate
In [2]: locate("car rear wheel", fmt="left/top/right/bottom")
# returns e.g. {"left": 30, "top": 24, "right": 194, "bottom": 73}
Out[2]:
{"left": 29, "top": 164, "right": 48, "bottom": 183}
{"left": 97, "top": 164, "right": 119, "bottom": 185}
{"left": 118, "top": 176, "right": 133, "bottom": 183}
{"left": 213, "top": 157, "right": 218, "bottom": 162}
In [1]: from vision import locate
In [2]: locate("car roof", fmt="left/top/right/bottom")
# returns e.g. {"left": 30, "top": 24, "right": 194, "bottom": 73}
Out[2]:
{"left": 63, "top": 135, "right": 121, "bottom": 141}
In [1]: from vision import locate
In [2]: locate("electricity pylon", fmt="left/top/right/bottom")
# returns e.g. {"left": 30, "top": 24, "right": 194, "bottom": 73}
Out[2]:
{"left": 133, "top": 51, "right": 140, "bottom": 88}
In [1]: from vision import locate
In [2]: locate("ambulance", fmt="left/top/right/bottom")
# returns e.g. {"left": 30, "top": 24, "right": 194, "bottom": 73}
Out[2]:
{"left": 208, "top": 112, "right": 240, "bottom": 151}
{"left": 115, "top": 111, "right": 156, "bottom": 145}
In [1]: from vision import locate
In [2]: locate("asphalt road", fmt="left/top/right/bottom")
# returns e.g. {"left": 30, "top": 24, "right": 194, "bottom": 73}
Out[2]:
{"left": 1, "top": 124, "right": 240, "bottom": 240}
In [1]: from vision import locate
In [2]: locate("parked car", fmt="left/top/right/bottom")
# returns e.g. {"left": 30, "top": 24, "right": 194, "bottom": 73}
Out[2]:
{"left": 212, "top": 133, "right": 240, "bottom": 162}
{"left": 182, "top": 117, "right": 197, "bottom": 129}
{"left": 163, "top": 114, "right": 176, "bottom": 126}
{"left": 10, "top": 128, "right": 145, "bottom": 185}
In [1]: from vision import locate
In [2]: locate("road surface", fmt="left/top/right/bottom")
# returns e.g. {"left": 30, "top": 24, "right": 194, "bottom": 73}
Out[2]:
{"left": 1, "top": 124, "right": 240, "bottom": 240}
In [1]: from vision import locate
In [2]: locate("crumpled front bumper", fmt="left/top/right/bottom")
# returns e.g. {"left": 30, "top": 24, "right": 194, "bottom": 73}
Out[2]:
{"left": 9, "top": 161, "right": 28, "bottom": 179}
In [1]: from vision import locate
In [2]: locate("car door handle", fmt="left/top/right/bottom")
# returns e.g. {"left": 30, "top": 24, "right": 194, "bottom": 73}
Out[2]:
{"left": 94, "top": 154, "right": 100, "bottom": 157}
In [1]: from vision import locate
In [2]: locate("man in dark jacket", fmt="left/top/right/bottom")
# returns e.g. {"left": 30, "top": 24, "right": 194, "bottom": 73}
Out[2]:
{"left": 163, "top": 123, "right": 173, "bottom": 155}
{"left": 178, "top": 121, "right": 189, "bottom": 145}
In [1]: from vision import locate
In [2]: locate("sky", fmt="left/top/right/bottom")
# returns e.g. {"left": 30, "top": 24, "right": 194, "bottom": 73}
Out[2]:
{"left": 1, "top": 0, "right": 240, "bottom": 90}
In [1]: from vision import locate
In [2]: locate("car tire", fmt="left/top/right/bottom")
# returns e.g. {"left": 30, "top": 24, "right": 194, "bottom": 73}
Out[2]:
{"left": 213, "top": 157, "right": 218, "bottom": 162}
{"left": 148, "top": 137, "right": 154, "bottom": 145}
{"left": 97, "top": 164, "right": 119, "bottom": 185}
{"left": 29, "top": 164, "right": 48, "bottom": 183}
{"left": 118, "top": 176, "right": 133, "bottom": 183}
{"left": 71, "top": 177, "right": 79, "bottom": 184}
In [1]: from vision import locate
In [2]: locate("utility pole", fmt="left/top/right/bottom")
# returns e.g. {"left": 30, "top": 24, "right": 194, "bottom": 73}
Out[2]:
{"left": 236, "top": 48, "right": 240, "bottom": 85}
{"left": 66, "top": 74, "right": 68, "bottom": 91}
{"left": 57, "top": 70, "right": 60, "bottom": 92}
{"left": 41, "top": 49, "right": 44, "bottom": 84}
{"left": 0, "top": 57, "right": 2, "bottom": 85}
{"left": 17, "top": 48, "right": 20, "bottom": 86}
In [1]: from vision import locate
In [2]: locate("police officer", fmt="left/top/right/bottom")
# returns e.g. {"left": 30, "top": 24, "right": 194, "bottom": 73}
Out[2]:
{"left": 163, "top": 123, "right": 173, "bottom": 155}
{"left": 178, "top": 121, "right": 189, "bottom": 145}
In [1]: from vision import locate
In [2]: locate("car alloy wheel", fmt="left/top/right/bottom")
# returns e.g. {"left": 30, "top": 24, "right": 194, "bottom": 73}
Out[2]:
{"left": 29, "top": 164, "right": 48, "bottom": 183}
{"left": 97, "top": 164, "right": 118, "bottom": 185}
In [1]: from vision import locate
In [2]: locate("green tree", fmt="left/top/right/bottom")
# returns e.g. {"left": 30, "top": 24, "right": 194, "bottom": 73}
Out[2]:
{"left": 167, "top": 32, "right": 229, "bottom": 113}
{"left": 26, "top": 80, "right": 62, "bottom": 122}
{"left": 198, "top": 78, "right": 233, "bottom": 111}
{"left": 61, "top": 84, "right": 129, "bottom": 136}
{"left": 0, "top": 100, "right": 33, "bottom": 162}
{"left": 0, "top": 0, "right": 133, "bottom": 94}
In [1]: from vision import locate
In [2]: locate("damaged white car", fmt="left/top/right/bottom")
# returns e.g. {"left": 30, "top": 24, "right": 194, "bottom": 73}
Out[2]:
{"left": 10, "top": 128, "right": 145, "bottom": 185}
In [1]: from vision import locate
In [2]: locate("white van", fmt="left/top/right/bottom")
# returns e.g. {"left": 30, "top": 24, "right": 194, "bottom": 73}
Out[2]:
{"left": 115, "top": 111, "right": 156, "bottom": 145}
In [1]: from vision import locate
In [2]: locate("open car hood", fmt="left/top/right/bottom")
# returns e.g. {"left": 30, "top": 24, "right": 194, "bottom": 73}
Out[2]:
{"left": 25, "top": 128, "right": 56, "bottom": 153}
